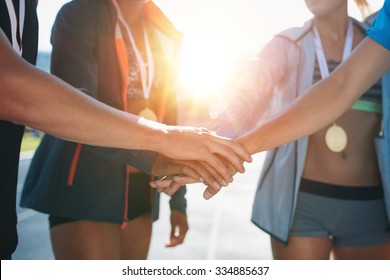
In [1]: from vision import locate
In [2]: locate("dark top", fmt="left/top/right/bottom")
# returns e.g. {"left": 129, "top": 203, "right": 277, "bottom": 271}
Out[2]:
{"left": 0, "top": 0, "right": 38, "bottom": 259}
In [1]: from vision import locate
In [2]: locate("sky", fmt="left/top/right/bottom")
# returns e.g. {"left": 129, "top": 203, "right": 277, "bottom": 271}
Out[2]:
{"left": 36, "top": 0, "right": 385, "bottom": 100}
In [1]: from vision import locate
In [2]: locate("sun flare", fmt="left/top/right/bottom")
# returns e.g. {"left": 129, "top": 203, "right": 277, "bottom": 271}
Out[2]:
{"left": 178, "top": 36, "right": 236, "bottom": 101}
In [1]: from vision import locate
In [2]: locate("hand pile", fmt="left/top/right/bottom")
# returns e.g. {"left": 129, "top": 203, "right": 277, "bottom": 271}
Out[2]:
{"left": 149, "top": 125, "right": 252, "bottom": 200}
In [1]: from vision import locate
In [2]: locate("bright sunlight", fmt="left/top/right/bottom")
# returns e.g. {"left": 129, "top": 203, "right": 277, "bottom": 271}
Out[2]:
{"left": 179, "top": 36, "right": 235, "bottom": 99}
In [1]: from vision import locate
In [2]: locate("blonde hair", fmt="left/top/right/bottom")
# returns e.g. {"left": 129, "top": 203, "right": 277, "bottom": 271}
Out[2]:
{"left": 354, "top": 0, "right": 372, "bottom": 19}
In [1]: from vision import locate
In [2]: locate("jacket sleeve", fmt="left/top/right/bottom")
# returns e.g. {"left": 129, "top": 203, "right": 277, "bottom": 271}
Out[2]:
{"left": 169, "top": 185, "right": 187, "bottom": 214}
{"left": 216, "top": 35, "right": 294, "bottom": 139}
{"left": 84, "top": 146, "right": 158, "bottom": 174}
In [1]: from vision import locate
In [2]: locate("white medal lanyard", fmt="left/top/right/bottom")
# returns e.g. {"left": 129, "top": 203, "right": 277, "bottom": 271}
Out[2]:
{"left": 5, "top": 0, "right": 25, "bottom": 56}
{"left": 313, "top": 19, "right": 353, "bottom": 79}
{"left": 114, "top": 1, "right": 154, "bottom": 100}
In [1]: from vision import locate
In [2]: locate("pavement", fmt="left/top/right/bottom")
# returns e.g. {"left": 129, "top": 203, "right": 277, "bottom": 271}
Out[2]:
{"left": 12, "top": 152, "right": 272, "bottom": 260}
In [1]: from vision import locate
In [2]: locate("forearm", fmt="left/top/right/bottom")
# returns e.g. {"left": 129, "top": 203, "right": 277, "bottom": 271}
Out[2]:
{"left": 238, "top": 75, "right": 348, "bottom": 154}
{"left": 0, "top": 47, "right": 166, "bottom": 151}
{"left": 238, "top": 38, "right": 390, "bottom": 155}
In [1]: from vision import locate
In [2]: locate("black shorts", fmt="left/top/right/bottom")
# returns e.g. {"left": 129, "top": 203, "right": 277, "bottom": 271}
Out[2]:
{"left": 49, "top": 172, "right": 153, "bottom": 228}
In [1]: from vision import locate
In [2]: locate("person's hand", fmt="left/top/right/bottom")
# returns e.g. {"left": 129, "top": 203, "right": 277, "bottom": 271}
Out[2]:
{"left": 159, "top": 126, "right": 252, "bottom": 182}
{"left": 165, "top": 210, "right": 188, "bottom": 248}
{"left": 151, "top": 155, "right": 234, "bottom": 193}
{"left": 150, "top": 175, "right": 195, "bottom": 196}
{"left": 151, "top": 175, "right": 226, "bottom": 200}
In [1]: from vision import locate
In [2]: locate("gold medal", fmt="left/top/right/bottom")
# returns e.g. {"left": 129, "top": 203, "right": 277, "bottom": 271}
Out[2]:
{"left": 325, "top": 123, "right": 348, "bottom": 153}
{"left": 139, "top": 107, "right": 158, "bottom": 121}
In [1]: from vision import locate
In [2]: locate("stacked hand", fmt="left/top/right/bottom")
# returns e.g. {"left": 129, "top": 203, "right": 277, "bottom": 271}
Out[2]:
{"left": 151, "top": 127, "right": 251, "bottom": 199}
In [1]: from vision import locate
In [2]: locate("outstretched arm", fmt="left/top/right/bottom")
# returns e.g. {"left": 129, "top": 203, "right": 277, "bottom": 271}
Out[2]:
{"left": 152, "top": 37, "right": 390, "bottom": 199}
{"left": 0, "top": 30, "right": 159, "bottom": 149}
{"left": 238, "top": 38, "right": 390, "bottom": 154}
{"left": 0, "top": 30, "right": 251, "bottom": 183}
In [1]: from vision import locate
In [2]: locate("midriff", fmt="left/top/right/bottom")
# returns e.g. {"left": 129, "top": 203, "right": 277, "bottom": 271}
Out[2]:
{"left": 302, "top": 109, "right": 382, "bottom": 186}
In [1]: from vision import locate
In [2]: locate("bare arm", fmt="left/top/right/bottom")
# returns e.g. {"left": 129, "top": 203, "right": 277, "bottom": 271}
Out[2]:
{"left": 0, "top": 31, "right": 251, "bottom": 180}
{"left": 238, "top": 37, "right": 390, "bottom": 154}
{"left": 0, "top": 31, "right": 163, "bottom": 149}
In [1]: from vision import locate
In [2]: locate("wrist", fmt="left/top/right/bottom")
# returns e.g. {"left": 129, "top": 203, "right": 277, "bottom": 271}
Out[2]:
{"left": 238, "top": 126, "right": 268, "bottom": 155}
{"left": 136, "top": 117, "right": 169, "bottom": 153}
{"left": 237, "top": 134, "right": 257, "bottom": 155}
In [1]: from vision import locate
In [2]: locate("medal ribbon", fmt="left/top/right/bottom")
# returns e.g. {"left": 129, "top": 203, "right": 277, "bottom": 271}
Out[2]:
{"left": 112, "top": 0, "right": 154, "bottom": 100}
{"left": 313, "top": 19, "right": 353, "bottom": 79}
{"left": 5, "top": 0, "right": 25, "bottom": 56}
{"left": 313, "top": 20, "right": 353, "bottom": 153}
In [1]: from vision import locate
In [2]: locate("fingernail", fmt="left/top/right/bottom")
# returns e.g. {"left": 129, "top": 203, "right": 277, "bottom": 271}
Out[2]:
{"left": 213, "top": 181, "right": 221, "bottom": 190}
{"left": 204, "top": 190, "right": 213, "bottom": 200}
{"left": 199, "top": 177, "right": 204, "bottom": 182}
{"left": 149, "top": 182, "right": 157, "bottom": 188}
{"left": 222, "top": 180, "right": 228, "bottom": 186}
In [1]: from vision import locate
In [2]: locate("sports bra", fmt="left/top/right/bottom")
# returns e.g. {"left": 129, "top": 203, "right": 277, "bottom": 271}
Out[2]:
{"left": 313, "top": 59, "right": 382, "bottom": 114}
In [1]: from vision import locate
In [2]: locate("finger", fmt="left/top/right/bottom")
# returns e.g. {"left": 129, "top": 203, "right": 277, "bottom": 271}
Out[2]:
{"left": 179, "top": 164, "right": 203, "bottom": 182}
{"left": 203, "top": 136, "right": 246, "bottom": 174}
{"left": 166, "top": 227, "right": 186, "bottom": 248}
{"left": 150, "top": 177, "right": 172, "bottom": 189}
{"left": 226, "top": 162, "right": 237, "bottom": 178}
{"left": 216, "top": 154, "right": 237, "bottom": 179}
{"left": 166, "top": 237, "right": 180, "bottom": 247}
{"left": 182, "top": 161, "right": 224, "bottom": 189}
{"left": 171, "top": 175, "right": 198, "bottom": 185}
{"left": 203, "top": 184, "right": 222, "bottom": 200}
{"left": 156, "top": 179, "right": 181, "bottom": 195}
{"left": 207, "top": 135, "right": 253, "bottom": 173}
{"left": 201, "top": 150, "right": 233, "bottom": 183}
{"left": 205, "top": 132, "right": 252, "bottom": 163}
{"left": 200, "top": 161, "right": 228, "bottom": 187}
{"left": 225, "top": 137, "right": 252, "bottom": 163}
{"left": 165, "top": 181, "right": 183, "bottom": 196}
{"left": 166, "top": 224, "right": 178, "bottom": 247}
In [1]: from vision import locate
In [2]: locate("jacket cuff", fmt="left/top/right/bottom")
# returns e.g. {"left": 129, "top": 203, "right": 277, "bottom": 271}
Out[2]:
{"left": 169, "top": 185, "right": 187, "bottom": 214}
{"left": 84, "top": 146, "right": 158, "bottom": 174}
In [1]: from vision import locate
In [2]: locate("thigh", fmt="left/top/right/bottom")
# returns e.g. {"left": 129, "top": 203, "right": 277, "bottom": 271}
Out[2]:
{"left": 333, "top": 242, "right": 390, "bottom": 260}
{"left": 120, "top": 212, "right": 152, "bottom": 260}
{"left": 271, "top": 236, "right": 332, "bottom": 260}
{"left": 50, "top": 220, "right": 121, "bottom": 260}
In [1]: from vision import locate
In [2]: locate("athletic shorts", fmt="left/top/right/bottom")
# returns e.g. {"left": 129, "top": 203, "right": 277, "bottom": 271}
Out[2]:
{"left": 290, "top": 178, "right": 390, "bottom": 247}
{"left": 49, "top": 172, "right": 152, "bottom": 228}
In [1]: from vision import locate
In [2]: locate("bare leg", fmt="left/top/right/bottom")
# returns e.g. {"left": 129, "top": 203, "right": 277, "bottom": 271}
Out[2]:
{"left": 271, "top": 236, "right": 332, "bottom": 260}
{"left": 50, "top": 220, "right": 121, "bottom": 260}
{"left": 333, "top": 242, "right": 390, "bottom": 260}
{"left": 120, "top": 213, "right": 152, "bottom": 260}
